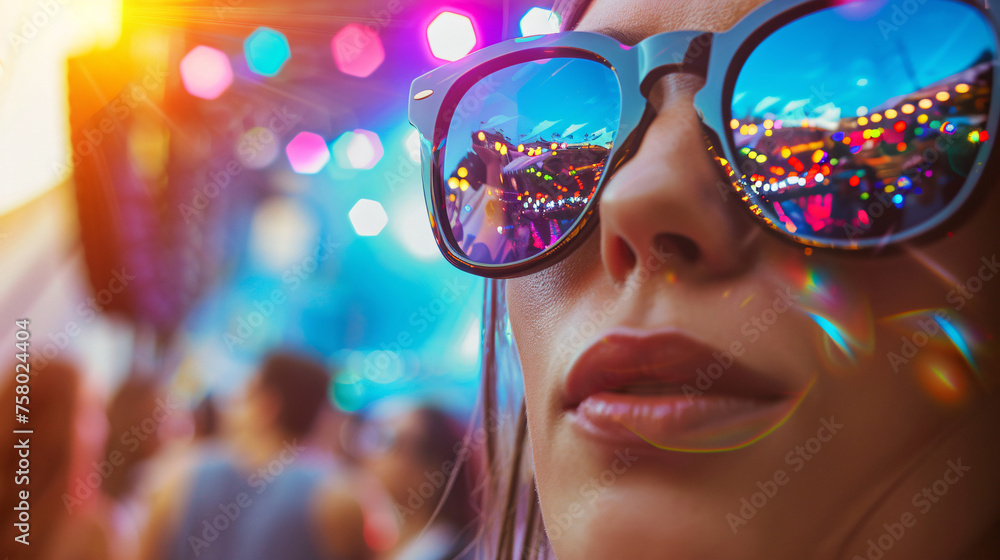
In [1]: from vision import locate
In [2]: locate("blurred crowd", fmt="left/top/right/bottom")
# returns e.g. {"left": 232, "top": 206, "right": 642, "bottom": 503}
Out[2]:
{"left": 1, "top": 353, "right": 480, "bottom": 560}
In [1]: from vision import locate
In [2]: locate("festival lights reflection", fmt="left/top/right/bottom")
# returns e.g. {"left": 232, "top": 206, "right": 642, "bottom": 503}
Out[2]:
{"left": 728, "top": 1, "right": 995, "bottom": 245}
{"left": 441, "top": 57, "right": 621, "bottom": 265}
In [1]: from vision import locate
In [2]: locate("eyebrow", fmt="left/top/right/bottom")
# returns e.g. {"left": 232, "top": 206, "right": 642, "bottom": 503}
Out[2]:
{"left": 588, "top": 26, "right": 648, "bottom": 46}
{"left": 553, "top": 0, "right": 653, "bottom": 45}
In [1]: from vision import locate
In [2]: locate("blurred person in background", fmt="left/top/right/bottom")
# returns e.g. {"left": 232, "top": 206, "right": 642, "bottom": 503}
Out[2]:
{"left": 139, "top": 351, "right": 370, "bottom": 560}
{"left": 356, "top": 405, "right": 478, "bottom": 560}
{"left": 1, "top": 359, "right": 115, "bottom": 560}
{"left": 190, "top": 394, "right": 219, "bottom": 441}
{"left": 102, "top": 375, "right": 173, "bottom": 560}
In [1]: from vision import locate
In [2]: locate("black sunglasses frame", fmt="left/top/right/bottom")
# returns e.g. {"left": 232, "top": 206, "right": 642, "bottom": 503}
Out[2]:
{"left": 409, "top": 0, "right": 1000, "bottom": 279}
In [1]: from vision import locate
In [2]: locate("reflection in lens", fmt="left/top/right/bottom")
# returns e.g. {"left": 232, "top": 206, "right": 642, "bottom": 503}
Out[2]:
{"left": 730, "top": 0, "right": 995, "bottom": 245}
{"left": 442, "top": 58, "right": 621, "bottom": 265}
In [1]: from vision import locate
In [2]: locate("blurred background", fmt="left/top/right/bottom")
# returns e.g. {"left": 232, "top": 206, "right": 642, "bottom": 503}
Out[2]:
{"left": 0, "top": 0, "right": 558, "bottom": 558}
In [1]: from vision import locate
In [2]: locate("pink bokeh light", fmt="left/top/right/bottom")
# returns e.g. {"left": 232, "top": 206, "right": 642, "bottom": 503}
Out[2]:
{"left": 332, "top": 24, "right": 385, "bottom": 78}
{"left": 285, "top": 132, "right": 330, "bottom": 174}
{"left": 180, "top": 46, "right": 234, "bottom": 100}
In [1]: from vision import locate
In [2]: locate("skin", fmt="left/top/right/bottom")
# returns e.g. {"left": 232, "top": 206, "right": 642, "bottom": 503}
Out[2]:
{"left": 506, "top": 1, "right": 1000, "bottom": 558}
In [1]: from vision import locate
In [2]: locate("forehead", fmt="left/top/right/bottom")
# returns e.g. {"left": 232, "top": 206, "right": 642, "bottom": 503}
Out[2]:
{"left": 576, "top": 0, "right": 772, "bottom": 41}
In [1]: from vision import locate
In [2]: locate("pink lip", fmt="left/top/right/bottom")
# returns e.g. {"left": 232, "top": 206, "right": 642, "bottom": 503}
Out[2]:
{"left": 562, "top": 329, "right": 810, "bottom": 451}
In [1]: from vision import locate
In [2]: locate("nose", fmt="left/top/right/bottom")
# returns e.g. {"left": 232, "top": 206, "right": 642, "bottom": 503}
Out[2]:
{"left": 598, "top": 73, "right": 761, "bottom": 284}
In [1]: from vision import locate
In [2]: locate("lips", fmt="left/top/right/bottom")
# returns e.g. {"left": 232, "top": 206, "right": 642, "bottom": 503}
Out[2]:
{"left": 562, "top": 329, "right": 812, "bottom": 451}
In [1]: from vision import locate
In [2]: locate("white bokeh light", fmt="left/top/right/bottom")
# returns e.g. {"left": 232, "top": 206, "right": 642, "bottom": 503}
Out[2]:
{"left": 406, "top": 129, "right": 421, "bottom": 163}
{"left": 392, "top": 194, "right": 440, "bottom": 260}
{"left": 426, "top": 12, "right": 477, "bottom": 61}
{"left": 346, "top": 129, "right": 383, "bottom": 170}
{"left": 349, "top": 199, "right": 388, "bottom": 237}
{"left": 519, "top": 7, "right": 560, "bottom": 36}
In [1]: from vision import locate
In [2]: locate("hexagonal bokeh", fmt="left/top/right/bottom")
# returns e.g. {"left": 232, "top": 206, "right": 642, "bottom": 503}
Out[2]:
{"left": 244, "top": 27, "right": 291, "bottom": 77}
{"left": 332, "top": 24, "right": 385, "bottom": 78}
{"left": 331, "top": 129, "right": 384, "bottom": 170}
{"left": 426, "top": 12, "right": 477, "bottom": 62}
{"left": 519, "top": 7, "right": 560, "bottom": 36}
{"left": 180, "top": 46, "right": 234, "bottom": 100}
{"left": 285, "top": 132, "right": 330, "bottom": 174}
{"left": 349, "top": 199, "right": 388, "bottom": 236}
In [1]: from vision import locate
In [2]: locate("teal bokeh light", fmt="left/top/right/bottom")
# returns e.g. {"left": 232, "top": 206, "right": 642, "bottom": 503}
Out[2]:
{"left": 244, "top": 27, "right": 291, "bottom": 77}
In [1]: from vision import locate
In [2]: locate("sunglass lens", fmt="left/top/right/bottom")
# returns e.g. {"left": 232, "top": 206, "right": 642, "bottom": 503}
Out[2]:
{"left": 730, "top": 0, "right": 995, "bottom": 246}
{"left": 441, "top": 57, "right": 621, "bottom": 266}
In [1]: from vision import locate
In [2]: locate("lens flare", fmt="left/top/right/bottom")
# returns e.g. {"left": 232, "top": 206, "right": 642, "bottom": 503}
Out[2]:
{"left": 880, "top": 309, "right": 986, "bottom": 387}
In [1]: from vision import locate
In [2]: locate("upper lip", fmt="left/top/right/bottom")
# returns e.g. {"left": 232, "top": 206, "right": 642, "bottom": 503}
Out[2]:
{"left": 562, "top": 328, "right": 796, "bottom": 409}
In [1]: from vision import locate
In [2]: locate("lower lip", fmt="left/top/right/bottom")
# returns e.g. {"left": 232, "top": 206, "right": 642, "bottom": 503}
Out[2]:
{"left": 568, "top": 392, "right": 801, "bottom": 452}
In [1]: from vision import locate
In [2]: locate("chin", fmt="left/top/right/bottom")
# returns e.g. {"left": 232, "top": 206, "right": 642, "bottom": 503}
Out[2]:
{"left": 542, "top": 485, "right": 771, "bottom": 560}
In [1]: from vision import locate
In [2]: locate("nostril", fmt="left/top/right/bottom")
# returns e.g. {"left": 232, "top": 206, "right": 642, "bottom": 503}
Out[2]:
{"left": 653, "top": 233, "right": 701, "bottom": 263}
{"left": 611, "top": 236, "right": 637, "bottom": 271}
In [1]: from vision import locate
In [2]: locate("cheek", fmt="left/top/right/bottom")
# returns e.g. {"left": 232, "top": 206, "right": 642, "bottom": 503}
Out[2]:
{"left": 507, "top": 232, "right": 605, "bottom": 399}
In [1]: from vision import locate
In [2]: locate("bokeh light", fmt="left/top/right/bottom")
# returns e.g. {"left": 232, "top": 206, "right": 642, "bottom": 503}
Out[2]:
{"left": 349, "top": 199, "right": 389, "bottom": 236}
{"left": 519, "top": 7, "right": 560, "bottom": 36}
{"left": 244, "top": 27, "right": 291, "bottom": 77}
{"left": 347, "top": 129, "right": 383, "bottom": 169}
{"left": 285, "top": 132, "right": 330, "bottom": 174}
{"left": 331, "top": 129, "right": 384, "bottom": 170}
{"left": 332, "top": 23, "right": 385, "bottom": 78}
{"left": 392, "top": 195, "right": 440, "bottom": 260}
{"left": 406, "top": 130, "right": 421, "bottom": 163}
{"left": 235, "top": 126, "right": 280, "bottom": 169}
{"left": 180, "top": 45, "right": 234, "bottom": 100}
{"left": 248, "top": 197, "right": 319, "bottom": 272}
{"left": 426, "top": 12, "right": 477, "bottom": 61}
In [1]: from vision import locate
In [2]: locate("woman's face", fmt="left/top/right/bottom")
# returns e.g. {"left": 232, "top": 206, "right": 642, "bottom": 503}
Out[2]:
{"left": 507, "top": 1, "right": 1000, "bottom": 558}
